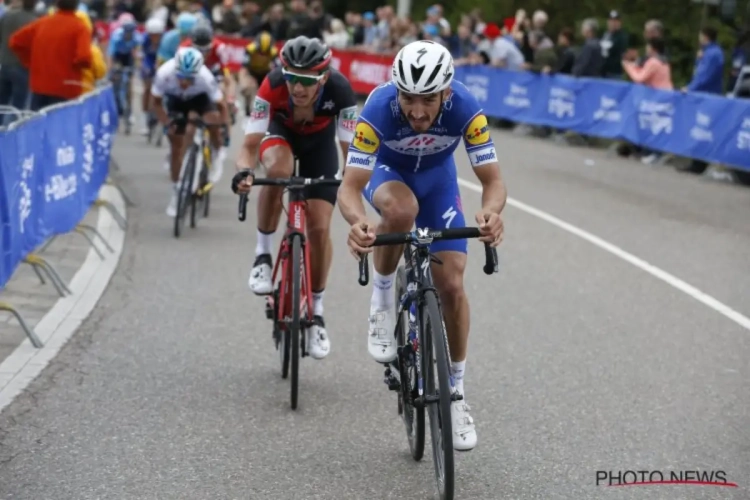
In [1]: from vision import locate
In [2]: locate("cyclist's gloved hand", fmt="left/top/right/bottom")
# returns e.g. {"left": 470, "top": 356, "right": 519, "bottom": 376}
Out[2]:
{"left": 347, "top": 220, "right": 376, "bottom": 259}
{"left": 475, "top": 210, "right": 504, "bottom": 247}
{"left": 232, "top": 169, "right": 254, "bottom": 194}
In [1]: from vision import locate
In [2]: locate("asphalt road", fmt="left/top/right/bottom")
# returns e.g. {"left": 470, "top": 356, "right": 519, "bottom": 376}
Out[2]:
{"left": 1, "top": 115, "right": 749, "bottom": 500}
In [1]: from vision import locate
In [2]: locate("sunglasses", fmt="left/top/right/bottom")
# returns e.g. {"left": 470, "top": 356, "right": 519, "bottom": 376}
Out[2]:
{"left": 177, "top": 74, "right": 195, "bottom": 83}
{"left": 282, "top": 69, "right": 325, "bottom": 87}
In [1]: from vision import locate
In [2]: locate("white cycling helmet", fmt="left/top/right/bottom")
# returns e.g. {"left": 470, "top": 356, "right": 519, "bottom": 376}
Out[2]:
{"left": 175, "top": 47, "right": 204, "bottom": 77}
{"left": 392, "top": 40, "right": 454, "bottom": 95}
{"left": 145, "top": 17, "right": 166, "bottom": 34}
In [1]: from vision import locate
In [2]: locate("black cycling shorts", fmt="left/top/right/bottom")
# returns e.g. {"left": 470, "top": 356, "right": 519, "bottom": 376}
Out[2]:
{"left": 165, "top": 94, "right": 216, "bottom": 134}
{"left": 113, "top": 52, "right": 135, "bottom": 68}
{"left": 260, "top": 120, "right": 339, "bottom": 206}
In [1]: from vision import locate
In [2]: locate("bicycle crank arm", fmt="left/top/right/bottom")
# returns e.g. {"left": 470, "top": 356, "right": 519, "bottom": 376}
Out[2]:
{"left": 413, "top": 391, "right": 463, "bottom": 408}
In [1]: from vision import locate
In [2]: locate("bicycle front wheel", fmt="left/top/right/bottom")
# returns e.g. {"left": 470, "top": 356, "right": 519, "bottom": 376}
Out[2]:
{"left": 422, "top": 290, "right": 455, "bottom": 500}
{"left": 289, "top": 233, "right": 303, "bottom": 410}
{"left": 174, "top": 146, "right": 197, "bottom": 238}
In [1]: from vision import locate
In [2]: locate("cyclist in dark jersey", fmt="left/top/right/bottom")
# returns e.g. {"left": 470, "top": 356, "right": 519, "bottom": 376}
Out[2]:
{"left": 233, "top": 36, "right": 358, "bottom": 360}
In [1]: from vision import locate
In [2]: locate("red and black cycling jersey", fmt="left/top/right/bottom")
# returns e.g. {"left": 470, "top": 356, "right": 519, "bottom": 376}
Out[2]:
{"left": 243, "top": 67, "right": 358, "bottom": 141}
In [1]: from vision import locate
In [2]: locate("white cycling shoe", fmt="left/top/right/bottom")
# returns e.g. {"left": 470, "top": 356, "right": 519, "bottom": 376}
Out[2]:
{"left": 248, "top": 254, "right": 273, "bottom": 295}
{"left": 166, "top": 184, "right": 178, "bottom": 218}
{"left": 307, "top": 316, "right": 330, "bottom": 359}
{"left": 368, "top": 305, "right": 397, "bottom": 363}
{"left": 451, "top": 398, "right": 478, "bottom": 451}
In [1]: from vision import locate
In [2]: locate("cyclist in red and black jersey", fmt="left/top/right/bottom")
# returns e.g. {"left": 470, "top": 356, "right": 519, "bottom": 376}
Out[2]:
{"left": 233, "top": 36, "right": 358, "bottom": 360}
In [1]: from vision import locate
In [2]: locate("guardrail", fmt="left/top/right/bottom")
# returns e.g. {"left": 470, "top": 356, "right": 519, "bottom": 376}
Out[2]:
{"left": 0, "top": 85, "right": 122, "bottom": 347}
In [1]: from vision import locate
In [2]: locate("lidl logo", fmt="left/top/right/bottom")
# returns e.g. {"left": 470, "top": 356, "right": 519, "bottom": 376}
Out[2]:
{"left": 465, "top": 114, "right": 490, "bottom": 145}
{"left": 354, "top": 121, "right": 380, "bottom": 154}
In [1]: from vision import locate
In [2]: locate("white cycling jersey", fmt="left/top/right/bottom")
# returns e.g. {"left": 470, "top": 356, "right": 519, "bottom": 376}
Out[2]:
{"left": 150, "top": 59, "right": 223, "bottom": 102}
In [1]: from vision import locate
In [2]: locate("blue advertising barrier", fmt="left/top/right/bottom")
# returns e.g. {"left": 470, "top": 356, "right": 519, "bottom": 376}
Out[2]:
{"left": 455, "top": 66, "right": 750, "bottom": 171}
{"left": 0, "top": 86, "right": 118, "bottom": 289}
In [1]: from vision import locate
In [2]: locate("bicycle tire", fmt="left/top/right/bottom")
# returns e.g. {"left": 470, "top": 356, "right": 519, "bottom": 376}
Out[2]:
{"left": 274, "top": 287, "right": 290, "bottom": 379}
{"left": 422, "top": 290, "right": 455, "bottom": 500}
{"left": 189, "top": 143, "right": 203, "bottom": 229}
{"left": 173, "top": 146, "right": 196, "bottom": 238}
{"left": 396, "top": 265, "right": 425, "bottom": 461}
{"left": 290, "top": 233, "right": 303, "bottom": 410}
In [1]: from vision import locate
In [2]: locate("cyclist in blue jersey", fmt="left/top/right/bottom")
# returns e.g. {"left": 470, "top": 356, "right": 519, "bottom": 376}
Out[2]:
{"left": 108, "top": 13, "right": 142, "bottom": 126}
{"left": 157, "top": 12, "right": 197, "bottom": 66}
{"left": 338, "top": 40, "right": 507, "bottom": 452}
{"left": 140, "top": 17, "right": 166, "bottom": 134}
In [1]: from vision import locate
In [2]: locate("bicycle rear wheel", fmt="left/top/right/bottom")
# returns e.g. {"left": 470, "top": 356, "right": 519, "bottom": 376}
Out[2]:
{"left": 174, "top": 146, "right": 196, "bottom": 238}
{"left": 289, "top": 233, "right": 303, "bottom": 410}
{"left": 189, "top": 146, "right": 202, "bottom": 229}
{"left": 396, "top": 266, "right": 425, "bottom": 461}
{"left": 422, "top": 290, "right": 455, "bottom": 500}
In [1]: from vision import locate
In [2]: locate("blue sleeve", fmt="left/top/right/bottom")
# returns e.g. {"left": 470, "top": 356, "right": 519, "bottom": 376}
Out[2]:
{"left": 453, "top": 83, "right": 497, "bottom": 167}
{"left": 345, "top": 84, "right": 390, "bottom": 169}
{"left": 157, "top": 32, "right": 174, "bottom": 61}
{"left": 688, "top": 50, "right": 722, "bottom": 92}
{"left": 107, "top": 30, "right": 121, "bottom": 57}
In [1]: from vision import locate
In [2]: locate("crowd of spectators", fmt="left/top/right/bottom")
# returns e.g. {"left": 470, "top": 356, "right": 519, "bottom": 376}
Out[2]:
{"left": 2, "top": 0, "right": 749, "bottom": 169}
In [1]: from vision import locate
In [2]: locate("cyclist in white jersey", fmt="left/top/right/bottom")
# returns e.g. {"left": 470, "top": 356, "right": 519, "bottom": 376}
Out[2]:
{"left": 338, "top": 40, "right": 507, "bottom": 451}
{"left": 150, "top": 47, "right": 229, "bottom": 217}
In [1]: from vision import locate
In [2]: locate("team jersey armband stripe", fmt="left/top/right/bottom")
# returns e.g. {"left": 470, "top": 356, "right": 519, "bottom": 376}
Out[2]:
{"left": 468, "top": 144, "right": 498, "bottom": 167}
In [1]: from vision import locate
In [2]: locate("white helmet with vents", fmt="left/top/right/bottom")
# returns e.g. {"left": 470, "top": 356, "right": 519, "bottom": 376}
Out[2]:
{"left": 391, "top": 40, "right": 454, "bottom": 95}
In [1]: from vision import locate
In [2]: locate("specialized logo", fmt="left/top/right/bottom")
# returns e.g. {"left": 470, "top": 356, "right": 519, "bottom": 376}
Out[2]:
{"left": 346, "top": 152, "right": 375, "bottom": 169}
{"left": 354, "top": 121, "right": 380, "bottom": 154}
{"left": 465, "top": 114, "right": 490, "bottom": 145}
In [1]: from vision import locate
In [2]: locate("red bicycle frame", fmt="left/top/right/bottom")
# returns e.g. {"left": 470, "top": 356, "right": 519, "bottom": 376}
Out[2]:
{"left": 269, "top": 196, "right": 314, "bottom": 338}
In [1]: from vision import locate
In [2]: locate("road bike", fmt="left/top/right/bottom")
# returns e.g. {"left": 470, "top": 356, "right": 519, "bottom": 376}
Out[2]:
{"left": 238, "top": 164, "right": 341, "bottom": 410}
{"left": 172, "top": 114, "right": 215, "bottom": 238}
{"left": 358, "top": 228, "right": 498, "bottom": 500}
{"left": 110, "top": 64, "right": 133, "bottom": 135}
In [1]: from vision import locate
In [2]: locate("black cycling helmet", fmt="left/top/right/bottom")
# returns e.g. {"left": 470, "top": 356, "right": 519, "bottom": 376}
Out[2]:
{"left": 280, "top": 36, "right": 331, "bottom": 72}
{"left": 191, "top": 21, "right": 213, "bottom": 50}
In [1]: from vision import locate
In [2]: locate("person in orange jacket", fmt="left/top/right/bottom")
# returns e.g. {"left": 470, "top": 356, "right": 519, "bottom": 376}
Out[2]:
{"left": 10, "top": 0, "right": 92, "bottom": 110}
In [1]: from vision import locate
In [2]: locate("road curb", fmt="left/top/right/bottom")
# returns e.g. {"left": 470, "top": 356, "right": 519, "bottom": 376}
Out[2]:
{"left": 0, "top": 184, "right": 127, "bottom": 413}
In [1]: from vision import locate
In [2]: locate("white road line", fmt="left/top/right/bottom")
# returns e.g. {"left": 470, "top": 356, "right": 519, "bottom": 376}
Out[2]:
{"left": 457, "top": 177, "right": 750, "bottom": 332}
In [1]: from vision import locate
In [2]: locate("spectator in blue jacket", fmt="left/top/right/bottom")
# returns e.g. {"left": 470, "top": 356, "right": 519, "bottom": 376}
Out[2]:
{"left": 684, "top": 27, "right": 724, "bottom": 94}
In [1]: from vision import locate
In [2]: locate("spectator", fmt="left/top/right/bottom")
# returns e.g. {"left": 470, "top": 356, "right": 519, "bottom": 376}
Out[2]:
{"left": 10, "top": 0, "right": 91, "bottom": 110}
{"left": 511, "top": 9, "right": 534, "bottom": 63}
{"left": 0, "top": 0, "right": 35, "bottom": 123}
{"left": 488, "top": 21, "right": 524, "bottom": 70}
{"left": 286, "top": 0, "right": 319, "bottom": 39}
{"left": 309, "top": 0, "right": 331, "bottom": 35}
{"left": 572, "top": 18, "right": 604, "bottom": 77}
{"left": 681, "top": 26, "right": 725, "bottom": 173}
{"left": 601, "top": 10, "right": 628, "bottom": 78}
{"left": 76, "top": 10, "right": 105, "bottom": 91}
{"left": 450, "top": 22, "right": 474, "bottom": 64}
{"left": 545, "top": 27, "right": 575, "bottom": 74}
{"left": 685, "top": 26, "right": 724, "bottom": 94}
{"left": 531, "top": 10, "right": 548, "bottom": 33}
{"left": 323, "top": 18, "right": 347, "bottom": 49}
{"left": 728, "top": 29, "right": 750, "bottom": 92}
{"left": 375, "top": 5, "right": 394, "bottom": 52}
{"left": 212, "top": 0, "right": 242, "bottom": 34}
{"left": 362, "top": 11, "right": 377, "bottom": 48}
{"left": 527, "top": 29, "right": 556, "bottom": 72}
{"left": 344, "top": 11, "right": 363, "bottom": 45}
{"left": 622, "top": 38, "right": 672, "bottom": 89}
{"left": 429, "top": 4, "right": 450, "bottom": 37}
{"left": 246, "top": 2, "right": 285, "bottom": 40}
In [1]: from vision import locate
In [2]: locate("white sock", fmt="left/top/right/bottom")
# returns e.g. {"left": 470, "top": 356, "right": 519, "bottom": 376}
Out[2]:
{"left": 371, "top": 270, "right": 396, "bottom": 309}
{"left": 451, "top": 360, "right": 466, "bottom": 397}
{"left": 255, "top": 230, "right": 274, "bottom": 257}
{"left": 312, "top": 290, "right": 325, "bottom": 316}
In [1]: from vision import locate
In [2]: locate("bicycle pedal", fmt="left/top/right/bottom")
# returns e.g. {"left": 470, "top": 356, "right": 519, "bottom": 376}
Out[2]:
{"left": 383, "top": 367, "right": 400, "bottom": 391}
{"left": 451, "top": 392, "right": 464, "bottom": 402}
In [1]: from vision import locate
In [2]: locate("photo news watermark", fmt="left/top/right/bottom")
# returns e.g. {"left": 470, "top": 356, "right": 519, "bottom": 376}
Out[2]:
{"left": 596, "top": 470, "right": 738, "bottom": 488}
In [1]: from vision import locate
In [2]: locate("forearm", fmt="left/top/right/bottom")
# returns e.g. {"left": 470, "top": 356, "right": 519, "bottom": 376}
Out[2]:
{"left": 237, "top": 135, "right": 261, "bottom": 170}
{"left": 338, "top": 184, "right": 368, "bottom": 226}
{"left": 481, "top": 177, "right": 507, "bottom": 214}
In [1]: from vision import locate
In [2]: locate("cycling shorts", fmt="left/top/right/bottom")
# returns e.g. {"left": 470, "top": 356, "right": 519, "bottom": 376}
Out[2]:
{"left": 259, "top": 119, "right": 339, "bottom": 205}
{"left": 363, "top": 160, "right": 467, "bottom": 254}
{"left": 113, "top": 52, "right": 135, "bottom": 68}
{"left": 165, "top": 94, "right": 216, "bottom": 134}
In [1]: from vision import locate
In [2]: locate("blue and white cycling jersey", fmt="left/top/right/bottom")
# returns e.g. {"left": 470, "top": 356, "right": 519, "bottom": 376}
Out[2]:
{"left": 345, "top": 81, "right": 498, "bottom": 254}
{"left": 108, "top": 27, "right": 142, "bottom": 58}
{"left": 140, "top": 35, "right": 159, "bottom": 78}
{"left": 157, "top": 29, "right": 182, "bottom": 63}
